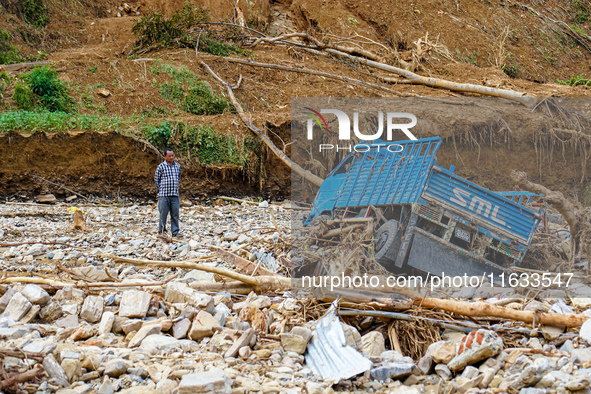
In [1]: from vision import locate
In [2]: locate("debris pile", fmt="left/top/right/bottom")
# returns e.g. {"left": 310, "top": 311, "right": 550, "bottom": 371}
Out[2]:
{"left": 1, "top": 200, "right": 591, "bottom": 393}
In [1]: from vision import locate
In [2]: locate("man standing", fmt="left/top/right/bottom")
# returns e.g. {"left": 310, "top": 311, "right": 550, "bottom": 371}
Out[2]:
{"left": 154, "top": 148, "right": 181, "bottom": 237}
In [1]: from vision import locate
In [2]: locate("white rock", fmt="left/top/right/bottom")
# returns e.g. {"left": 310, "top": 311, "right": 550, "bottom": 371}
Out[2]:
{"left": 165, "top": 282, "right": 214, "bottom": 313}
{"left": 43, "top": 354, "right": 69, "bottom": 386}
{"left": 0, "top": 288, "right": 17, "bottom": 312}
{"left": 128, "top": 323, "right": 162, "bottom": 348}
{"left": 361, "top": 331, "right": 385, "bottom": 357}
{"left": 156, "top": 379, "right": 178, "bottom": 394}
{"left": 21, "top": 284, "right": 50, "bottom": 305}
{"left": 580, "top": 318, "right": 591, "bottom": 344}
{"left": 177, "top": 368, "right": 232, "bottom": 394}
{"left": 119, "top": 290, "right": 151, "bottom": 318}
{"left": 448, "top": 330, "right": 503, "bottom": 372}
{"left": 189, "top": 310, "right": 221, "bottom": 340}
{"left": 427, "top": 340, "right": 456, "bottom": 364}
{"left": 99, "top": 311, "right": 115, "bottom": 335}
{"left": 184, "top": 270, "right": 215, "bottom": 283}
{"left": 80, "top": 296, "right": 104, "bottom": 323}
{"left": 2, "top": 292, "right": 32, "bottom": 322}
{"left": 140, "top": 334, "right": 182, "bottom": 353}
{"left": 53, "top": 250, "right": 65, "bottom": 260}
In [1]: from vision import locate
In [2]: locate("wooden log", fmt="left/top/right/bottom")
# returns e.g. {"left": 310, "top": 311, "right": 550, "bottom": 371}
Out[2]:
{"left": 224, "top": 57, "right": 413, "bottom": 96}
{"left": 415, "top": 298, "right": 589, "bottom": 327}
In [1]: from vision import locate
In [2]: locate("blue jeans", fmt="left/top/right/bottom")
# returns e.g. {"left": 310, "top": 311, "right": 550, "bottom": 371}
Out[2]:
{"left": 158, "top": 196, "right": 180, "bottom": 236}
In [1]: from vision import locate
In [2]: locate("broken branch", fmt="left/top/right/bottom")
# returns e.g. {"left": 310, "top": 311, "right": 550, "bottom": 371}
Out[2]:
{"left": 199, "top": 61, "right": 324, "bottom": 187}
{"left": 224, "top": 57, "right": 415, "bottom": 96}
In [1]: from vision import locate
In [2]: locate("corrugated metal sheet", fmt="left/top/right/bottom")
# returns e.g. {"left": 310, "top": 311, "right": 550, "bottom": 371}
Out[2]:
{"left": 422, "top": 167, "right": 539, "bottom": 245}
{"left": 335, "top": 137, "right": 441, "bottom": 208}
{"left": 305, "top": 302, "right": 372, "bottom": 382}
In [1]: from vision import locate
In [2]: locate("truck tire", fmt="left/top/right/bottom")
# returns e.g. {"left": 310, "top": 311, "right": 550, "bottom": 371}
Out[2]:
{"left": 374, "top": 219, "right": 400, "bottom": 263}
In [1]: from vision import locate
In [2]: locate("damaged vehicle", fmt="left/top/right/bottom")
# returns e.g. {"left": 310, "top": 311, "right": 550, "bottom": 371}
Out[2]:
{"left": 304, "top": 137, "right": 544, "bottom": 279}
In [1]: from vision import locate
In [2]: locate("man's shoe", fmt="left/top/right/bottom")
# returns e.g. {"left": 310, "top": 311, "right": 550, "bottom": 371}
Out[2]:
{"left": 173, "top": 234, "right": 183, "bottom": 239}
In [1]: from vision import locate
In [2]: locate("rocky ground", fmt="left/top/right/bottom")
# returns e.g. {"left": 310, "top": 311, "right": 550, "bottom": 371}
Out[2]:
{"left": 1, "top": 200, "right": 591, "bottom": 394}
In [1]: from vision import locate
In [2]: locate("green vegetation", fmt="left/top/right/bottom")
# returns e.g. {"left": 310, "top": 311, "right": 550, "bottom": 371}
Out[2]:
{"left": 573, "top": 0, "right": 590, "bottom": 23}
{"left": 502, "top": 63, "right": 519, "bottom": 78}
{"left": 151, "top": 62, "right": 199, "bottom": 83}
{"left": 182, "top": 82, "right": 229, "bottom": 115}
{"left": 145, "top": 121, "right": 173, "bottom": 148}
{"left": 0, "top": 29, "right": 26, "bottom": 64}
{"left": 157, "top": 81, "right": 186, "bottom": 103}
{"left": 132, "top": 1, "right": 209, "bottom": 50}
{"left": 22, "top": 0, "right": 50, "bottom": 28}
{"left": 144, "top": 121, "right": 259, "bottom": 166}
{"left": 0, "top": 111, "right": 124, "bottom": 133}
{"left": 347, "top": 17, "right": 358, "bottom": 26}
{"left": 15, "top": 66, "right": 75, "bottom": 112}
{"left": 0, "top": 71, "right": 10, "bottom": 96}
{"left": 198, "top": 36, "right": 243, "bottom": 56}
{"left": 501, "top": 54, "right": 519, "bottom": 78}
{"left": 557, "top": 73, "right": 591, "bottom": 86}
{"left": 151, "top": 62, "right": 231, "bottom": 115}
{"left": 131, "top": 1, "right": 244, "bottom": 56}
{"left": 88, "top": 66, "right": 98, "bottom": 73}
{"left": 456, "top": 50, "right": 477, "bottom": 65}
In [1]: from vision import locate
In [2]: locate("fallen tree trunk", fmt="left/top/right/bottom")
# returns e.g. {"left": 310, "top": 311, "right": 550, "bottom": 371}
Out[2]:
{"left": 223, "top": 57, "right": 416, "bottom": 97}
{"left": 415, "top": 297, "right": 589, "bottom": 327}
{"left": 320, "top": 47, "right": 537, "bottom": 107}
{"left": 199, "top": 61, "right": 324, "bottom": 187}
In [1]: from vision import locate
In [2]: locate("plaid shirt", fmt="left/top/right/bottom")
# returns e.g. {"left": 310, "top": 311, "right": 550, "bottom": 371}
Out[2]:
{"left": 155, "top": 161, "right": 181, "bottom": 197}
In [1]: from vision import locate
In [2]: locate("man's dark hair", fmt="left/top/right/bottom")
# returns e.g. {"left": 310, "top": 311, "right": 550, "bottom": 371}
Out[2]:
{"left": 164, "top": 148, "right": 174, "bottom": 156}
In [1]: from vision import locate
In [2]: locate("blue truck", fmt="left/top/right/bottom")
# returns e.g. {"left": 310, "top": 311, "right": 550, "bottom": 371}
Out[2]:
{"left": 304, "top": 137, "right": 543, "bottom": 278}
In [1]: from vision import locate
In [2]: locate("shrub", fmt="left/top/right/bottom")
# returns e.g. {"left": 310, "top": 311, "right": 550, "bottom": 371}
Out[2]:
{"left": 22, "top": 0, "right": 50, "bottom": 28}
{"left": 0, "top": 29, "right": 25, "bottom": 64}
{"left": 182, "top": 81, "right": 229, "bottom": 115}
{"left": 132, "top": 1, "right": 209, "bottom": 50}
{"left": 157, "top": 81, "right": 185, "bottom": 103}
{"left": 145, "top": 121, "right": 173, "bottom": 149}
{"left": 22, "top": 66, "right": 74, "bottom": 112}
{"left": 557, "top": 73, "right": 591, "bottom": 86}
{"left": 198, "top": 36, "right": 243, "bottom": 56}
{"left": 14, "top": 81, "right": 37, "bottom": 110}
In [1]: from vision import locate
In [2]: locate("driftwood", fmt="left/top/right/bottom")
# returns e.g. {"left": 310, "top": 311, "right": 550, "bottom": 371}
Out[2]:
{"left": 321, "top": 224, "right": 365, "bottom": 239}
{"left": 104, "top": 255, "right": 420, "bottom": 300}
{"left": 415, "top": 298, "right": 589, "bottom": 327}
{"left": 224, "top": 57, "right": 414, "bottom": 97}
{"left": 215, "top": 248, "right": 278, "bottom": 276}
{"left": 199, "top": 61, "right": 324, "bottom": 187}
{"left": 0, "top": 348, "right": 45, "bottom": 361}
{"left": 0, "top": 364, "right": 45, "bottom": 391}
{"left": 72, "top": 210, "right": 88, "bottom": 231}
{"left": 105, "top": 254, "right": 291, "bottom": 292}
